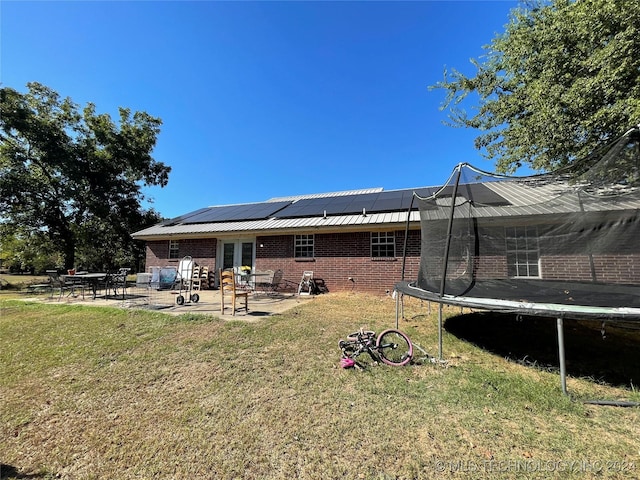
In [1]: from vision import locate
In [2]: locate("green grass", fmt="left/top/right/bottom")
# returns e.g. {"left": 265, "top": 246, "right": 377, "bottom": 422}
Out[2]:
{"left": 0, "top": 273, "right": 50, "bottom": 291}
{"left": 2, "top": 293, "right": 640, "bottom": 479}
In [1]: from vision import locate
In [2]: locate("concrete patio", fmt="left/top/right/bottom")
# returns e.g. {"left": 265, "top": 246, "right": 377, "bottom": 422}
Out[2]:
{"left": 26, "top": 285, "right": 315, "bottom": 321}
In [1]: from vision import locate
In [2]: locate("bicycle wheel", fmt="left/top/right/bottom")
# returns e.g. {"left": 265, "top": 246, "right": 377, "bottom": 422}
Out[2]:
{"left": 376, "top": 329, "right": 413, "bottom": 366}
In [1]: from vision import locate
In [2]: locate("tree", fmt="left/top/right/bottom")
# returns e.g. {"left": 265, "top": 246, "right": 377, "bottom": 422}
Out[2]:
{"left": 0, "top": 82, "right": 170, "bottom": 270}
{"left": 431, "top": 0, "right": 640, "bottom": 173}
{"left": 0, "top": 224, "right": 61, "bottom": 274}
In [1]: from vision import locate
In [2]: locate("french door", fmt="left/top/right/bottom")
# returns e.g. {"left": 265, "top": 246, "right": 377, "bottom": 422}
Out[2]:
{"left": 220, "top": 239, "right": 254, "bottom": 272}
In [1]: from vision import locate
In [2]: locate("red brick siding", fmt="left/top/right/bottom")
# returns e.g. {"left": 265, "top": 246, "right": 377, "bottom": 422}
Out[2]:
{"left": 542, "top": 254, "right": 640, "bottom": 284}
{"left": 144, "top": 230, "right": 420, "bottom": 294}
{"left": 255, "top": 230, "right": 421, "bottom": 294}
{"left": 473, "top": 254, "right": 640, "bottom": 284}
{"left": 145, "top": 239, "right": 217, "bottom": 271}
{"left": 541, "top": 256, "right": 592, "bottom": 281}
{"left": 143, "top": 232, "right": 640, "bottom": 292}
{"left": 474, "top": 256, "right": 508, "bottom": 279}
{"left": 146, "top": 241, "right": 169, "bottom": 268}
{"left": 593, "top": 255, "right": 640, "bottom": 284}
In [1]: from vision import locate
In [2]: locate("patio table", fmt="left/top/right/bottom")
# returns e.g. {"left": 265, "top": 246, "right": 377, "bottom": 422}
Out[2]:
{"left": 62, "top": 273, "right": 107, "bottom": 299}
{"left": 235, "top": 272, "right": 270, "bottom": 292}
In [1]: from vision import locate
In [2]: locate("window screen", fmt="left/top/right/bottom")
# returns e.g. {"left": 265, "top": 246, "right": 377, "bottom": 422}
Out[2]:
{"left": 169, "top": 240, "right": 179, "bottom": 259}
{"left": 295, "top": 234, "right": 314, "bottom": 258}
{"left": 505, "top": 226, "right": 540, "bottom": 278}
{"left": 371, "top": 232, "right": 395, "bottom": 258}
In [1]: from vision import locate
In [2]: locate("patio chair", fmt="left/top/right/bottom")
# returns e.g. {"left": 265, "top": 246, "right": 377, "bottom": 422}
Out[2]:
{"left": 298, "top": 270, "right": 316, "bottom": 296}
{"left": 253, "top": 269, "right": 273, "bottom": 294}
{"left": 46, "top": 270, "right": 83, "bottom": 301}
{"left": 190, "top": 265, "right": 202, "bottom": 291}
{"left": 200, "top": 266, "right": 210, "bottom": 289}
{"left": 26, "top": 276, "right": 54, "bottom": 296}
{"left": 220, "top": 268, "right": 249, "bottom": 316}
{"left": 257, "top": 269, "right": 283, "bottom": 296}
{"left": 109, "top": 268, "right": 130, "bottom": 299}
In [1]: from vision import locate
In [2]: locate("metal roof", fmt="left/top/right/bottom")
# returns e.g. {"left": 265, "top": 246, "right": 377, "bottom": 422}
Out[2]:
{"left": 267, "top": 187, "right": 384, "bottom": 202}
{"left": 133, "top": 186, "right": 427, "bottom": 240}
{"left": 132, "top": 161, "right": 640, "bottom": 240}
{"left": 132, "top": 210, "right": 421, "bottom": 240}
{"left": 417, "top": 176, "right": 640, "bottom": 221}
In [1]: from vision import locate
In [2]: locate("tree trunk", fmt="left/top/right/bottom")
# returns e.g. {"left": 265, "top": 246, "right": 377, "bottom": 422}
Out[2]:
{"left": 61, "top": 236, "right": 76, "bottom": 271}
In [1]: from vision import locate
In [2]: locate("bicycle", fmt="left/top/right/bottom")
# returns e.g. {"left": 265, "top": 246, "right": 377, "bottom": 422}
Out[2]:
{"left": 338, "top": 328, "right": 413, "bottom": 368}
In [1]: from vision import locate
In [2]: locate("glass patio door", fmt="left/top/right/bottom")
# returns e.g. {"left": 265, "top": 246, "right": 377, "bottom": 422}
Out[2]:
{"left": 221, "top": 240, "right": 254, "bottom": 272}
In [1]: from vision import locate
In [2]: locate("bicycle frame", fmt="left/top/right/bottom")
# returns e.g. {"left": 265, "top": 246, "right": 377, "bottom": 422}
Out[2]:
{"left": 339, "top": 328, "right": 413, "bottom": 368}
{"left": 339, "top": 330, "right": 378, "bottom": 363}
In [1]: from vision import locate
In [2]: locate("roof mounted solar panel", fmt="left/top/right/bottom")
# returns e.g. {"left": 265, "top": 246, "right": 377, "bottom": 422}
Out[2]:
{"left": 161, "top": 207, "right": 212, "bottom": 226}
{"left": 274, "top": 189, "right": 425, "bottom": 218}
{"left": 160, "top": 186, "right": 511, "bottom": 225}
{"left": 272, "top": 186, "right": 509, "bottom": 219}
{"left": 164, "top": 200, "right": 292, "bottom": 225}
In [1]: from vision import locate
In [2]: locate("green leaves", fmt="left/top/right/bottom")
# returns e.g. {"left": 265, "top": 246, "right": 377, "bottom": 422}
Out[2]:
{"left": 0, "top": 82, "right": 169, "bottom": 270}
{"left": 432, "top": 0, "right": 640, "bottom": 173}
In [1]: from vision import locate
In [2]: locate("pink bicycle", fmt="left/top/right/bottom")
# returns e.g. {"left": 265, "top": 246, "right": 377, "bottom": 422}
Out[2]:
{"left": 339, "top": 328, "right": 413, "bottom": 368}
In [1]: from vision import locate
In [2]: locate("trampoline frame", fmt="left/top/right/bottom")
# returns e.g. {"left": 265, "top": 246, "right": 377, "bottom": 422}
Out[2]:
{"left": 395, "top": 127, "right": 640, "bottom": 395}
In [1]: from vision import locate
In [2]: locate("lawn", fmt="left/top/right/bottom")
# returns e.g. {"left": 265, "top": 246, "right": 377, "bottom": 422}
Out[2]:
{"left": 1, "top": 292, "right": 639, "bottom": 479}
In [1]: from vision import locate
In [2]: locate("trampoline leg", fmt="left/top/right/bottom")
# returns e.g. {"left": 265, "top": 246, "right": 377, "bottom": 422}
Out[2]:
{"left": 557, "top": 317, "right": 568, "bottom": 396}
{"left": 438, "top": 304, "right": 443, "bottom": 361}
{"left": 395, "top": 290, "right": 399, "bottom": 329}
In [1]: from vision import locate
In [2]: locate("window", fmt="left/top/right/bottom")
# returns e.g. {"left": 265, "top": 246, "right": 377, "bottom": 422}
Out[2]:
{"left": 241, "top": 242, "right": 254, "bottom": 267}
{"left": 294, "top": 234, "right": 314, "bottom": 258}
{"left": 505, "top": 226, "right": 540, "bottom": 277}
{"left": 371, "top": 232, "right": 395, "bottom": 258}
{"left": 169, "top": 240, "right": 180, "bottom": 259}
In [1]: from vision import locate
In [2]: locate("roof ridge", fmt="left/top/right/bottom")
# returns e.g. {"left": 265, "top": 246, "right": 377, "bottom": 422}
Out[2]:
{"left": 267, "top": 187, "right": 384, "bottom": 202}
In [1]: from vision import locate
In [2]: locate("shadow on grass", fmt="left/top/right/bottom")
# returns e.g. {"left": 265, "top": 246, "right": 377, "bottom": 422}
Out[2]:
{"left": 0, "top": 463, "right": 49, "bottom": 479}
{"left": 445, "top": 312, "right": 640, "bottom": 389}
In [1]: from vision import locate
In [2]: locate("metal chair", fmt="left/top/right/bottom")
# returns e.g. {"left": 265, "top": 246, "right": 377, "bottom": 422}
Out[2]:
{"left": 260, "top": 269, "right": 283, "bottom": 296}
{"left": 46, "top": 270, "right": 81, "bottom": 300}
{"left": 220, "top": 269, "right": 249, "bottom": 315}
{"left": 110, "top": 268, "right": 130, "bottom": 299}
{"left": 298, "top": 270, "right": 315, "bottom": 296}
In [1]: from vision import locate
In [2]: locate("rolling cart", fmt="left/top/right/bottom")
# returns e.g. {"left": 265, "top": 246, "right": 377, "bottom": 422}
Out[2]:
{"left": 175, "top": 256, "right": 200, "bottom": 305}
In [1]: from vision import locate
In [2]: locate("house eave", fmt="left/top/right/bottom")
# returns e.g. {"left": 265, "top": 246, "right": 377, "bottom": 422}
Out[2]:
{"left": 132, "top": 211, "right": 422, "bottom": 241}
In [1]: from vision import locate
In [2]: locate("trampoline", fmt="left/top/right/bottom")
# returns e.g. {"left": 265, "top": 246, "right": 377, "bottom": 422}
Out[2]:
{"left": 395, "top": 125, "right": 640, "bottom": 395}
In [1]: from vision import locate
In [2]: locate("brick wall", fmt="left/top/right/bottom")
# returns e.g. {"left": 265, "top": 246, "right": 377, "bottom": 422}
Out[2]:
{"left": 142, "top": 228, "right": 640, "bottom": 294}
{"left": 145, "top": 238, "right": 217, "bottom": 271}
{"left": 144, "top": 230, "right": 420, "bottom": 294}
{"left": 146, "top": 241, "right": 168, "bottom": 268}
{"left": 543, "top": 254, "right": 640, "bottom": 284}
{"left": 256, "top": 230, "right": 421, "bottom": 294}
{"left": 474, "top": 255, "right": 508, "bottom": 279}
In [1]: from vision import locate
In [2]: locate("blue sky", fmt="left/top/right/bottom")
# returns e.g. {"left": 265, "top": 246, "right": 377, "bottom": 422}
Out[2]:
{"left": 2, "top": 0, "right": 519, "bottom": 219}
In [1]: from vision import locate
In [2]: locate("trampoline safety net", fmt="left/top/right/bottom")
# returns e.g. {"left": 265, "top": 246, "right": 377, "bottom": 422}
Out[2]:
{"left": 402, "top": 126, "right": 640, "bottom": 320}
